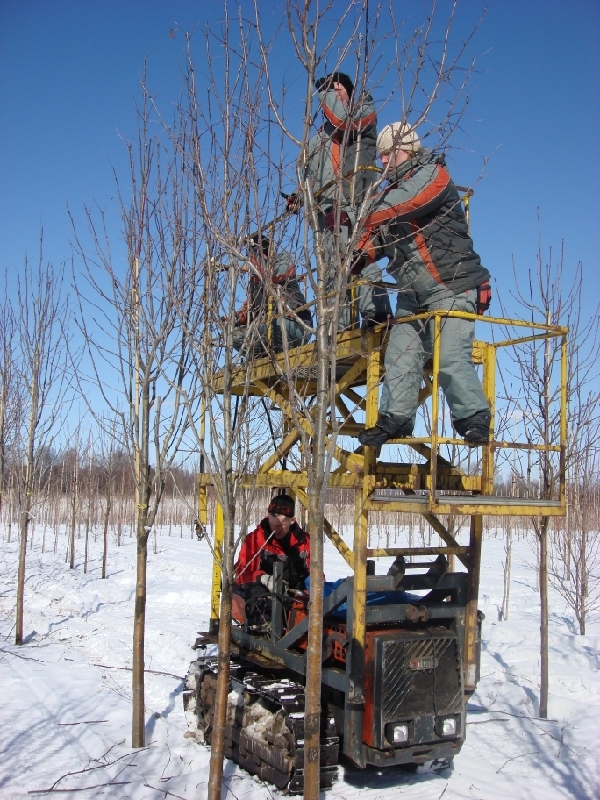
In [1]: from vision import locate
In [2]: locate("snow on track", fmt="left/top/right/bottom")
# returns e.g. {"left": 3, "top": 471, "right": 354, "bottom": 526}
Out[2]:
{"left": 0, "top": 526, "right": 598, "bottom": 799}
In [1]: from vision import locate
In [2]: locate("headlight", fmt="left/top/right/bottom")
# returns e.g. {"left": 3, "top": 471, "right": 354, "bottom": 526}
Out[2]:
{"left": 440, "top": 716, "right": 457, "bottom": 737}
{"left": 390, "top": 723, "right": 409, "bottom": 744}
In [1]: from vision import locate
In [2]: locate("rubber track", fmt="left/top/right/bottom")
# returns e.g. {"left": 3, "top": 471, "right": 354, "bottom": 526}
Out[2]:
{"left": 183, "top": 653, "right": 339, "bottom": 793}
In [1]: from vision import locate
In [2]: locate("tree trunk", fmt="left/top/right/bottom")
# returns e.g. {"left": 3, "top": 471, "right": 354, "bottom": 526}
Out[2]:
{"left": 84, "top": 520, "right": 90, "bottom": 574}
{"left": 539, "top": 515, "right": 549, "bottom": 718}
{"left": 16, "top": 346, "right": 39, "bottom": 646}
{"left": 303, "top": 237, "right": 330, "bottom": 798}
{"left": 15, "top": 508, "right": 30, "bottom": 645}
{"left": 207, "top": 515, "right": 234, "bottom": 800}
{"left": 304, "top": 508, "right": 325, "bottom": 798}
{"left": 131, "top": 515, "right": 149, "bottom": 747}
{"left": 579, "top": 523, "right": 586, "bottom": 635}
{"left": 69, "top": 489, "right": 76, "bottom": 569}
{"left": 500, "top": 517, "right": 512, "bottom": 621}
{"left": 102, "top": 495, "right": 111, "bottom": 579}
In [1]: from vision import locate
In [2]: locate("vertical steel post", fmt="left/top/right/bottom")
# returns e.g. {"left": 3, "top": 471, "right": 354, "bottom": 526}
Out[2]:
{"left": 429, "top": 314, "right": 442, "bottom": 504}
{"left": 463, "top": 514, "right": 483, "bottom": 691}
{"left": 346, "top": 329, "right": 380, "bottom": 766}
{"left": 560, "top": 332, "right": 568, "bottom": 508}
{"left": 481, "top": 343, "right": 496, "bottom": 496}
{"left": 209, "top": 501, "right": 224, "bottom": 635}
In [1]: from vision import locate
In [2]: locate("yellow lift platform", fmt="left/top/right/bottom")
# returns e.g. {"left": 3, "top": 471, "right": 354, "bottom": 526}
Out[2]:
{"left": 198, "top": 308, "right": 567, "bottom": 693}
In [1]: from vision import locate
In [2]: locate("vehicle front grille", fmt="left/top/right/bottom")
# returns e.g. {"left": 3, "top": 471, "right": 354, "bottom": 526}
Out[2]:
{"left": 381, "top": 633, "right": 462, "bottom": 722}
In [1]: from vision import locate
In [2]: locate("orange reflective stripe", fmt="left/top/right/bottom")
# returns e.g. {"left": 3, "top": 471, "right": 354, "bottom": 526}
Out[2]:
{"left": 364, "top": 165, "right": 450, "bottom": 228}
{"left": 356, "top": 230, "right": 376, "bottom": 262}
{"left": 411, "top": 220, "right": 443, "bottom": 284}
{"left": 324, "top": 103, "right": 376, "bottom": 132}
{"left": 272, "top": 264, "right": 297, "bottom": 284}
{"left": 331, "top": 139, "right": 341, "bottom": 176}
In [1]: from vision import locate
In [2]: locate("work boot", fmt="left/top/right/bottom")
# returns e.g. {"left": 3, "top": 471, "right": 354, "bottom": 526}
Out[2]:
{"left": 426, "top": 554, "right": 448, "bottom": 578}
{"left": 358, "top": 415, "right": 413, "bottom": 446}
{"left": 388, "top": 555, "right": 406, "bottom": 580}
{"left": 454, "top": 410, "right": 491, "bottom": 446}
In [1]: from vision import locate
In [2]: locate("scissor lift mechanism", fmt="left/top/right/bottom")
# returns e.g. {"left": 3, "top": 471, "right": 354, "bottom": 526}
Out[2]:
{"left": 196, "top": 306, "right": 567, "bottom": 766}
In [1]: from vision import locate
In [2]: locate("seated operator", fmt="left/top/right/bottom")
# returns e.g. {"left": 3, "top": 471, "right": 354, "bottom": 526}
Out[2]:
{"left": 233, "top": 494, "right": 310, "bottom": 628}
{"left": 232, "top": 236, "right": 313, "bottom": 358}
{"left": 343, "top": 122, "right": 492, "bottom": 446}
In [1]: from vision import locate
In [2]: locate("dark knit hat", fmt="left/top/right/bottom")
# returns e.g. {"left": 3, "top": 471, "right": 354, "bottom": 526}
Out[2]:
{"left": 315, "top": 71, "right": 354, "bottom": 98}
{"left": 268, "top": 494, "right": 295, "bottom": 518}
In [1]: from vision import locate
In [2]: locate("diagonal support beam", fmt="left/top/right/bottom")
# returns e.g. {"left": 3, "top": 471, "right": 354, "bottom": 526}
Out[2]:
{"left": 335, "top": 394, "right": 355, "bottom": 425}
{"left": 259, "top": 428, "right": 301, "bottom": 474}
{"left": 254, "top": 380, "right": 363, "bottom": 475}
{"left": 254, "top": 379, "right": 315, "bottom": 439}
{"left": 422, "top": 509, "right": 469, "bottom": 568}
{"left": 335, "top": 356, "right": 368, "bottom": 395}
{"left": 342, "top": 387, "right": 365, "bottom": 410}
{"left": 295, "top": 489, "right": 354, "bottom": 567}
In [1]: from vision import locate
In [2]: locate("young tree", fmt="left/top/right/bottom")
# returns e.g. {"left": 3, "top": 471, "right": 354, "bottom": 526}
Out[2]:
{"left": 14, "top": 248, "right": 71, "bottom": 645}
{"left": 72, "top": 96, "right": 202, "bottom": 747}
{"left": 161, "top": 28, "right": 281, "bottom": 796}
{"left": 497, "top": 245, "right": 599, "bottom": 716}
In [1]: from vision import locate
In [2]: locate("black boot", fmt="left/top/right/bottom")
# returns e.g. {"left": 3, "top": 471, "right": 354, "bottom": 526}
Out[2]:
{"left": 426, "top": 554, "right": 448, "bottom": 578}
{"left": 454, "top": 410, "right": 491, "bottom": 446}
{"left": 388, "top": 555, "right": 406, "bottom": 579}
{"left": 358, "top": 415, "right": 413, "bottom": 446}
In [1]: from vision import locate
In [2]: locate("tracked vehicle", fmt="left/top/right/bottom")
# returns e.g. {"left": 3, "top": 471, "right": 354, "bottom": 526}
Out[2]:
{"left": 185, "top": 551, "right": 483, "bottom": 791}
{"left": 184, "top": 304, "right": 567, "bottom": 792}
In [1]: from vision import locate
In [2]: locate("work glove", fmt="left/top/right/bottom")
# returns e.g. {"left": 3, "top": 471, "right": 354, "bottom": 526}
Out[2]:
{"left": 259, "top": 573, "right": 274, "bottom": 592}
{"left": 350, "top": 251, "right": 369, "bottom": 275}
{"left": 323, "top": 209, "right": 352, "bottom": 233}
{"left": 476, "top": 281, "right": 492, "bottom": 315}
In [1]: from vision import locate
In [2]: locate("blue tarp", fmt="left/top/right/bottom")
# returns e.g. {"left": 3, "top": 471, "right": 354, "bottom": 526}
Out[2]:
{"left": 305, "top": 577, "right": 421, "bottom": 620}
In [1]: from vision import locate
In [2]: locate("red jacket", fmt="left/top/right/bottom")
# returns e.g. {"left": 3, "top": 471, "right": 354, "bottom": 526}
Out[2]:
{"left": 234, "top": 518, "right": 310, "bottom": 585}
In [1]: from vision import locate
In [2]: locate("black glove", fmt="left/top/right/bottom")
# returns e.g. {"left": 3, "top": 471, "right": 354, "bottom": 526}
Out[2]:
{"left": 323, "top": 209, "right": 352, "bottom": 232}
{"left": 283, "top": 547, "right": 310, "bottom": 590}
{"left": 259, "top": 551, "right": 278, "bottom": 575}
{"left": 350, "top": 251, "right": 369, "bottom": 275}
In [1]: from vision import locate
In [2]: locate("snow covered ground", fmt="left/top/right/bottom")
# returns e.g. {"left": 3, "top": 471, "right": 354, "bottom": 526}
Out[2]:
{"left": 0, "top": 523, "right": 598, "bottom": 799}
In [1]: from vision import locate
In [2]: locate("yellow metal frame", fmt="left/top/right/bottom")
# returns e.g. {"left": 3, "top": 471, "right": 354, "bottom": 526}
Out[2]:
{"left": 203, "top": 311, "right": 568, "bottom": 683}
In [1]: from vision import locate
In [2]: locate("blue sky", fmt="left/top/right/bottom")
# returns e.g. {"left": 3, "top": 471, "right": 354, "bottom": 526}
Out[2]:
{"left": 1, "top": 0, "right": 599, "bottom": 324}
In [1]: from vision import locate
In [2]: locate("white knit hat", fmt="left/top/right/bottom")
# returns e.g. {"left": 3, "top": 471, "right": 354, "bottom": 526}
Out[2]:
{"left": 376, "top": 122, "right": 421, "bottom": 154}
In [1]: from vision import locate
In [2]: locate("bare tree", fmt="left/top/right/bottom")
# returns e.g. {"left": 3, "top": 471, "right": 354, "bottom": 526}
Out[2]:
{"left": 71, "top": 94, "right": 201, "bottom": 747}
{"left": 497, "top": 244, "right": 599, "bottom": 716}
{"left": 158, "top": 25, "right": 280, "bottom": 797}
{"left": 14, "top": 247, "right": 71, "bottom": 645}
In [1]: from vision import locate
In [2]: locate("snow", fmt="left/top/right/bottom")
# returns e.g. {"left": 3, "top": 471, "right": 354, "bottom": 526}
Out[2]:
{"left": 1, "top": 525, "right": 599, "bottom": 799}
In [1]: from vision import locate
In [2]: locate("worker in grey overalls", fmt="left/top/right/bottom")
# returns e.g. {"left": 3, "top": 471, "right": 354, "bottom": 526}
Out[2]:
{"left": 350, "top": 122, "right": 492, "bottom": 446}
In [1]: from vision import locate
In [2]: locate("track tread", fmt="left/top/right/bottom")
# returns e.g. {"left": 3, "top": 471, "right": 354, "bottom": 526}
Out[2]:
{"left": 184, "top": 652, "right": 339, "bottom": 793}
